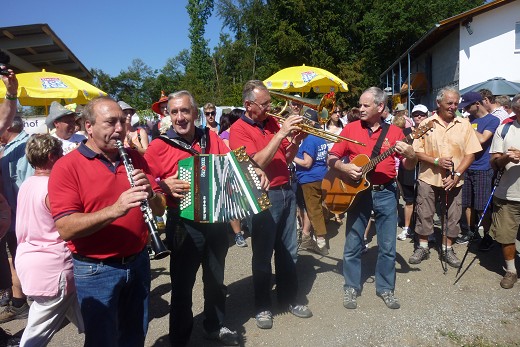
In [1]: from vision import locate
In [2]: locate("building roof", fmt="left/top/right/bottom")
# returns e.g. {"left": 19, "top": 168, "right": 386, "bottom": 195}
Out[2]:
{"left": 380, "top": 0, "right": 515, "bottom": 78}
{"left": 0, "top": 23, "right": 92, "bottom": 80}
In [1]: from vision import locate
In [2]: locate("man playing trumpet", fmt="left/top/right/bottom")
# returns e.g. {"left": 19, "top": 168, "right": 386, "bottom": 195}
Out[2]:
{"left": 229, "top": 80, "right": 313, "bottom": 330}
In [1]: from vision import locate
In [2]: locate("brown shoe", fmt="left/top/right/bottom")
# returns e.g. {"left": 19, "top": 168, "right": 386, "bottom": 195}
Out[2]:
{"left": 0, "top": 301, "right": 29, "bottom": 323}
{"left": 500, "top": 271, "right": 518, "bottom": 289}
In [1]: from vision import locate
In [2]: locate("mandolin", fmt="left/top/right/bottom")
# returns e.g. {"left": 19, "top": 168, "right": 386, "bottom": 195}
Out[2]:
{"left": 321, "top": 121, "right": 433, "bottom": 214}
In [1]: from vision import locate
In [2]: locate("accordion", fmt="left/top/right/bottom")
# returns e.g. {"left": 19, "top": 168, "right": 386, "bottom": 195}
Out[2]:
{"left": 178, "top": 146, "right": 271, "bottom": 223}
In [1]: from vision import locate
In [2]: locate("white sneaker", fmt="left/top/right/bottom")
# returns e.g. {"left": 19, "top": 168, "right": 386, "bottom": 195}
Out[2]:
{"left": 397, "top": 228, "right": 409, "bottom": 241}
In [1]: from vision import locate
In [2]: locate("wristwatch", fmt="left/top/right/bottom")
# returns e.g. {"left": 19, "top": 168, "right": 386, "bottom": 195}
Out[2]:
{"left": 455, "top": 172, "right": 462, "bottom": 177}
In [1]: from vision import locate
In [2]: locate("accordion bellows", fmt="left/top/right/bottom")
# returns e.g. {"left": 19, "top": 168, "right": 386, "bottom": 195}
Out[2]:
{"left": 178, "top": 146, "right": 271, "bottom": 223}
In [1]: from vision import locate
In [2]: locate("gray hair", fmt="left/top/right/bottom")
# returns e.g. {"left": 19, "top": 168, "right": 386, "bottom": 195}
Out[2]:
{"left": 167, "top": 91, "right": 198, "bottom": 115}
{"left": 362, "top": 87, "right": 387, "bottom": 106}
{"left": 495, "top": 95, "right": 511, "bottom": 108}
{"left": 242, "top": 80, "right": 268, "bottom": 104}
{"left": 10, "top": 116, "right": 24, "bottom": 132}
{"left": 436, "top": 87, "right": 459, "bottom": 103}
{"left": 82, "top": 95, "right": 117, "bottom": 125}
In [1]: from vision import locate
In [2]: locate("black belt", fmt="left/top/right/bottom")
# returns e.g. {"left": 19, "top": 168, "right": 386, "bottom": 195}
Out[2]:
{"left": 372, "top": 180, "right": 395, "bottom": 192}
{"left": 270, "top": 182, "right": 292, "bottom": 190}
{"left": 72, "top": 251, "right": 141, "bottom": 265}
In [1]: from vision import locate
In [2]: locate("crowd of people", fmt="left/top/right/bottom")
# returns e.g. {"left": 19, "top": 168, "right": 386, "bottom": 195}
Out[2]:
{"left": 0, "top": 62, "right": 519, "bottom": 346}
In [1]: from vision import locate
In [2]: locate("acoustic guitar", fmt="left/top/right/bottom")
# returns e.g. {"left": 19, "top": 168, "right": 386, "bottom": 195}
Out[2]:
{"left": 321, "top": 121, "right": 433, "bottom": 214}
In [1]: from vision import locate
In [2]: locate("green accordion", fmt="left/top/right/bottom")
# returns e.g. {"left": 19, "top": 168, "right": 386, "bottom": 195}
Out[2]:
{"left": 178, "top": 146, "right": 271, "bottom": 223}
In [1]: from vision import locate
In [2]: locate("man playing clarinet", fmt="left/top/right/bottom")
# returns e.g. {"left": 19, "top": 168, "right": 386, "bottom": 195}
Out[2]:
{"left": 48, "top": 96, "right": 165, "bottom": 347}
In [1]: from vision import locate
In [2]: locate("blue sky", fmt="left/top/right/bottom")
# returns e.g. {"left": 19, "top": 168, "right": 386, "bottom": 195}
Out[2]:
{"left": 5, "top": 0, "right": 226, "bottom": 77}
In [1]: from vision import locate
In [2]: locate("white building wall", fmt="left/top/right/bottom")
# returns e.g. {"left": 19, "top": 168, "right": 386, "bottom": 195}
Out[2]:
{"left": 459, "top": 0, "right": 520, "bottom": 89}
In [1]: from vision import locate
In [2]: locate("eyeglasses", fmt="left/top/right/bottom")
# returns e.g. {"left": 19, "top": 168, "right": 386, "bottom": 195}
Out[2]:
{"left": 332, "top": 110, "right": 341, "bottom": 114}
{"left": 250, "top": 100, "right": 271, "bottom": 110}
{"left": 205, "top": 111, "right": 216, "bottom": 116}
{"left": 412, "top": 113, "right": 427, "bottom": 118}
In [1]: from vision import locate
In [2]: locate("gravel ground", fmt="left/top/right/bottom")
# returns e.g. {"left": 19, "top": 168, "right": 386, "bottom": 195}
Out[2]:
{"left": 3, "top": 212, "right": 520, "bottom": 347}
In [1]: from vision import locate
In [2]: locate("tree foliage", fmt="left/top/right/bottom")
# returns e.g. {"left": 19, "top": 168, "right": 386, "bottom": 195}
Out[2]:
{"left": 90, "top": 0, "right": 484, "bottom": 109}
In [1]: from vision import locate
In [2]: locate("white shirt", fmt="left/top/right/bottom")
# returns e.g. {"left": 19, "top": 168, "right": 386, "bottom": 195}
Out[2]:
{"left": 52, "top": 133, "right": 86, "bottom": 155}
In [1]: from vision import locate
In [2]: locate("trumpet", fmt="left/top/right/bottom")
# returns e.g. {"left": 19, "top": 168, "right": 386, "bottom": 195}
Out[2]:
{"left": 268, "top": 91, "right": 365, "bottom": 146}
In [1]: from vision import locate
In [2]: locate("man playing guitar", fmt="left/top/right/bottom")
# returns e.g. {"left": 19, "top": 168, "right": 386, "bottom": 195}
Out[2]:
{"left": 327, "top": 87, "right": 417, "bottom": 310}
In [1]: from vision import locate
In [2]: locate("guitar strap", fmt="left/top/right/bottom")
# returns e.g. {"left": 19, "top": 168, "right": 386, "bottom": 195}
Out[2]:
{"left": 367, "top": 122, "right": 390, "bottom": 180}
{"left": 370, "top": 122, "right": 390, "bottom": 159}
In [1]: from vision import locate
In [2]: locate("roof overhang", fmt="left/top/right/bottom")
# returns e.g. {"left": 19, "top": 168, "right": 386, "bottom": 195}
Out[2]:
{"left": 0, "top": 23, "right": 92, "bottom": 80}
{"left": 380, "top": 0, "right": 515, "bottom": 78}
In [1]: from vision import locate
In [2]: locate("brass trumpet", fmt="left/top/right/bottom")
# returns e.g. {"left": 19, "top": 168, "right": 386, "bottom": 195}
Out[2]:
{"left": 268, "top": 91, "right": 365, "bottom": 146}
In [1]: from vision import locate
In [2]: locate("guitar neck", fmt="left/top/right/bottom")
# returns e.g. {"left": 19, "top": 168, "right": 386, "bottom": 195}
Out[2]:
{"left": 362, "top": 132, "right": 413, "bottom": 175}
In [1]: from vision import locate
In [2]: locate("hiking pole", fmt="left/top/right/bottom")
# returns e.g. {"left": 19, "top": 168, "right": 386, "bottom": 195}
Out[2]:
{"left": 455, "top": 170, "right": 503, "bottom": 279}
{"left": 440, "top": 163, "right": 454, "bottom": 275}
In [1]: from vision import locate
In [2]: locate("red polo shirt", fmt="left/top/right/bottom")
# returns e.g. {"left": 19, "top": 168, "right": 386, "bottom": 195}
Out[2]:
{"left": 48, "top": 143, "right": 161, "bottom": 259}
{"left": 329, "top": 120, "right": 405, "bottom": 185}
{"left": 229, "top": 116, "right": 291, "bottom": 187}
{"left": 144, "top": 128, "right": 229, "bottom": 207}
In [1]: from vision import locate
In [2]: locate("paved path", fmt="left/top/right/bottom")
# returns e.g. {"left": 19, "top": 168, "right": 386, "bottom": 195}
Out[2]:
{"left": 3, "top": 216, "right": 520, "bottom": 346}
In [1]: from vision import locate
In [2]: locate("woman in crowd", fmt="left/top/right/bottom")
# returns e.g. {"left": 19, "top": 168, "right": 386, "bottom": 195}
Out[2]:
{"left": 15, "top": 134, "right": 83, "bottom": 346}
{"left": 219, "top": 109, "right": 248, "bottom": 247}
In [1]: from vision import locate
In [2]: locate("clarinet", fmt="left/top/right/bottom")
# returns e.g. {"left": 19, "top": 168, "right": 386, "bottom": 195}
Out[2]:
{"left": 116, "top": 140, "right": 170, "bottom": 260}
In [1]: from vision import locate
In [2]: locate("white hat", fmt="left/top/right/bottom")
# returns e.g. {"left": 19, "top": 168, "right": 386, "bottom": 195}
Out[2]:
{"left": 130, "top": 114, "right": 140, "bottom": 127}
{"left": 118, "top": 101, "right": 135, "bottom": 112}
{"left": 394, "top": 103, "right": 406, "bottom": 112}
{"left": 411, "top": 104, "right": 428, "bottom": 114}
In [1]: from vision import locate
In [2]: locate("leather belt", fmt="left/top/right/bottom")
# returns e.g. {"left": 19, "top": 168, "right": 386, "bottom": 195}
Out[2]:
{"left": 270, "top": 182, "right": 292, "bottom": 190}
{"left": 372, "top": 180, "right": 395, "bottom": 192}
{"left": 72, "top": 251, "right": 140, "bottom": 265}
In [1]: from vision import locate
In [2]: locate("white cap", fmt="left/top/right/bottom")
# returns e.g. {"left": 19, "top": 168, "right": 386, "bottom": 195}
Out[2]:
{"left": 411, "top": 104, "right": 428, "bottom": 114}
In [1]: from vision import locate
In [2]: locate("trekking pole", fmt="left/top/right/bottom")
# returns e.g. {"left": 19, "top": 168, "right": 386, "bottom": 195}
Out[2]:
{"left": 455, "top": 170, "right": 503, "bottom": 279}
{"left": 440, "top": 163, "right": 454, "bottom": 275}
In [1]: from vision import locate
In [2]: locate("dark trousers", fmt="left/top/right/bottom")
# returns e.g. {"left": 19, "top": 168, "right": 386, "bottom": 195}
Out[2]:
{"left": 167, "top": 210, "right": 229, "bottom": 346}
{"left": 0, "top": 232, "right": 16, "bottom": 290}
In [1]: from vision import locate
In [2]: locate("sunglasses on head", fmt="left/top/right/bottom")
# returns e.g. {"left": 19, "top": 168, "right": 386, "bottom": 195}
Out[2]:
{"left": 205, "top": 111, "right": 216, "bottom": 116}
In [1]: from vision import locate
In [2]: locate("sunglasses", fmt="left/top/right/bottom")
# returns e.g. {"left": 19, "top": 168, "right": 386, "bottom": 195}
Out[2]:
{"left": 205, "top": 111, "right": 216, "bottom": 116}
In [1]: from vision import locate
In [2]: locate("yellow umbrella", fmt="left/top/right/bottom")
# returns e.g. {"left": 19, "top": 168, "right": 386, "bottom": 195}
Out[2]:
{"left": 0, "top": 69, "right": 107, "bottom": 107}
{"left": 264, "top": 65, "right": 348, "bottom": 93}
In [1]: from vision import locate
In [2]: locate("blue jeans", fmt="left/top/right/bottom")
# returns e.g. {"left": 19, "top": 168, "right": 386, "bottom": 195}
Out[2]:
{"left": 252, "top": 187, "right": 298, "bottom": 312}
{"left": 73, "top": 249, "right": 150, "bottom": 347}
{"left": 343, "top": 183, "right": 398, "bottom": 294}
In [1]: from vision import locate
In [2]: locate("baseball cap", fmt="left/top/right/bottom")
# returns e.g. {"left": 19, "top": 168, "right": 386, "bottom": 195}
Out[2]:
{"left": 459, "top": 92, "right": 482, "bottom": 110}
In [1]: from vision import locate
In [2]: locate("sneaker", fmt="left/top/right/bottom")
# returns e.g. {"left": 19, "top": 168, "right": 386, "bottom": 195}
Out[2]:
{"left": 203, "top": 326, "right": 239, "bottom": 346}
{"left": 235, "top": 232, "right": 248, "bottom": 247}
{"left": 408, "top": 247, "right": 430, "bottom": 264}
{"left": 500, "top": 271, "right": 518, "bottom": 289}
{"left": 456, "top": 231, "right": 475, "bottom": 245}
{"left": 479, "top": 234, "right": 494, "bottom": 252}
{"left": 255, "top": 311, "right": 273, "bottom": 329}
{"left": 0, "top": 289, "right": 11, "bottom": 307}
{"left": 377, "top": 291, "right": 400, "bottom": 309}
{"left": 397, "top": 230, "right": 409, "bottom": 241}
{"left": 343, "top": 287, "right": 357, "bottom": 309}
{"left": 300, "top": 235, "right": 327, "bottom": 256}
{"left": 288, "top": 304, "right": 312, "bottom": 318}
{"left": 300, "top": 234, "right": 315, "bottom": 249}
{"left": 0, "top": 302, "right": 29, "bottom": 323}
{"left": 441, "top": 248, "right": 461, "bottom": 268}
{"left": 316, "top": 238, "right": 329, "bottom": 256}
